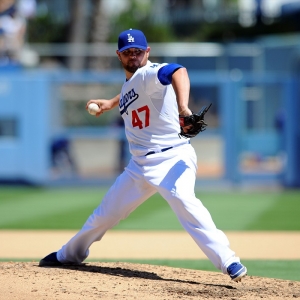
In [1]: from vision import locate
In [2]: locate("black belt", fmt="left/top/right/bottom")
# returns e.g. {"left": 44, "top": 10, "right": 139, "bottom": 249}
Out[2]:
{"left": 145, "top": 146, "right": 173, "bottom": 156}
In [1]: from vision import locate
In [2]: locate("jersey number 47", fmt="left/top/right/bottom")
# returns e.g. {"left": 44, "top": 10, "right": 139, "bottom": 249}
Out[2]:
{"left": 132, "top": 105, "right": 150, "bottom": 129}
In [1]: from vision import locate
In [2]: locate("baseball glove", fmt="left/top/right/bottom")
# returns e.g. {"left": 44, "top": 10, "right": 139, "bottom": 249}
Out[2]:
{"left": 179, "top": 103, "right": 212, "bottom": 138}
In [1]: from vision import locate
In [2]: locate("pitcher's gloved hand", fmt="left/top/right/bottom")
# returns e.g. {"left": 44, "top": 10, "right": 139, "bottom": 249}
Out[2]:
{"left": 179, "top": 103, "right": 212, "bottom": 138}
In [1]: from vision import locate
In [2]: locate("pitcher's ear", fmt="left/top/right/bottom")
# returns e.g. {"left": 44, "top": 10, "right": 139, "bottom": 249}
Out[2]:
{"left": 116, "top": 50, "right": 121, "bottom": 61}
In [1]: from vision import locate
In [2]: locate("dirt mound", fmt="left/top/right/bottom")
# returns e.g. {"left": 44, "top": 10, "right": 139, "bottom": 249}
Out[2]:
{"left": 1, "top": 262, "right": 299, "bottom": 299}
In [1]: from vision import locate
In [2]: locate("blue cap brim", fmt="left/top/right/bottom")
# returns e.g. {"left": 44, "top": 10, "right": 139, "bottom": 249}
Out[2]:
{"left": 119, "top": 44, "right": 147, "bottom": 52}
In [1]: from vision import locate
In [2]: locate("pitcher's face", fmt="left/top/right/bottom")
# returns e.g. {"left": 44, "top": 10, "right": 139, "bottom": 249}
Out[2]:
{"left": 117, "top": 47, "right": 150, "bottom": 74}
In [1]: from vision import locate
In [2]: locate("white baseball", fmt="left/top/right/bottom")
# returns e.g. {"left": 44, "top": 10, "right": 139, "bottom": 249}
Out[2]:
{"left": 88, "top": 103, "right": 101, "bottom": 115}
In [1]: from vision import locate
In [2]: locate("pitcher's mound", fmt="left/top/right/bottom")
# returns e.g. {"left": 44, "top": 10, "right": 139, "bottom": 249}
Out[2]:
{"left": 1, "top": 262, "right": 299, "bottom": 299}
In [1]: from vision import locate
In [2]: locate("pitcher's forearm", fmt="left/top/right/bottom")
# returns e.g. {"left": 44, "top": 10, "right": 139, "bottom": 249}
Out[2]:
{"left": 172, "top": 68, "right": 192, "bottom": 116}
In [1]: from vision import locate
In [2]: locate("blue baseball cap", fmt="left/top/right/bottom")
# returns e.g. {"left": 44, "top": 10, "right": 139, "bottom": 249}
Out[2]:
{"left": 118, "top": 29, "right": 148, "bottom": 52}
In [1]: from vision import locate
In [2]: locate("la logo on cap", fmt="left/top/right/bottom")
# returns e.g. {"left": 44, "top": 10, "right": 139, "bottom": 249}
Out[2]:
{"left": 118, "top": 29, "right": 147, "bottom": 52}
{"left": 127, "top": 34, "right": 134, "bottom": 43}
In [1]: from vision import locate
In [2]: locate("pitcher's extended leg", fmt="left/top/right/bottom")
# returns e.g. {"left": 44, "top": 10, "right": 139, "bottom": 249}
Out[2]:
{"left": 57, "top": 168, "right": 155, "bottom": 263}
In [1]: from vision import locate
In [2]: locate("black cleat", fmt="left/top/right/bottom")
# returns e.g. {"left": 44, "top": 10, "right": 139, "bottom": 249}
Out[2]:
{"left": 39, "top": 252, "right": 62, "bottom": 267}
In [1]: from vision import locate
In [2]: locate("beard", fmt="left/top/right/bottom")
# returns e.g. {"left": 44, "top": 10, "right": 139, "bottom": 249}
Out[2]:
{"left": 122, "top": 60, "right": 141, "bottom": 74}
{"left": 124, "top": 65, "right": 139, "bottom": 73}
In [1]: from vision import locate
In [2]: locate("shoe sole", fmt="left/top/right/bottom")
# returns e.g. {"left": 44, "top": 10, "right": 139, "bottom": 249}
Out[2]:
{"left": 232, "top": 268, "right": 247, "bottom": 282}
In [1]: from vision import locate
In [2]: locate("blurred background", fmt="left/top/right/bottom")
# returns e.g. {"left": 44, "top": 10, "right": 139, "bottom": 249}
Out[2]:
{"left": 0, "top": 0, "right": 299, "bottom": 188}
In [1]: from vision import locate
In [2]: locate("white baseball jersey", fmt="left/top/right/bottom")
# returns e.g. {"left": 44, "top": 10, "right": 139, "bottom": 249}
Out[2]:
{"left": 119, "top": 61, "right": 189, "bottom": 157}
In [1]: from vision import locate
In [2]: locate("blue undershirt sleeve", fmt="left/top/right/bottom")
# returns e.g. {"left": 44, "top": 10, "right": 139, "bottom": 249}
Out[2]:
{"left": 157, "top": 63, "right": 184, "bottom": 85}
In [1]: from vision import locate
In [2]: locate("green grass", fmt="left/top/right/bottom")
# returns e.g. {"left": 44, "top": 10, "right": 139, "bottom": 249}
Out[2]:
{"left": 246, "top": 190, "right": 300, "bottom": 230}
{"left": 0, "top": 187, "right": 106, "bottom": 229}
{"left": 195, "top": 190, "right": 300, "bottom": 231}
{"left": 1, "top": 187, "right": 300, "bottom": 230}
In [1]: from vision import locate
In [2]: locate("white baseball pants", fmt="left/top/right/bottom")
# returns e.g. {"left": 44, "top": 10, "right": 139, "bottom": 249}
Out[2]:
{"left": 57, "top": 143, "right": 240, "bottom": 274}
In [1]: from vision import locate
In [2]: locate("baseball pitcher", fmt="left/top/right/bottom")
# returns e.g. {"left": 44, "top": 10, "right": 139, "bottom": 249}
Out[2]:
{"left": 39, "top": 29, "right": 247, "bottom": 282}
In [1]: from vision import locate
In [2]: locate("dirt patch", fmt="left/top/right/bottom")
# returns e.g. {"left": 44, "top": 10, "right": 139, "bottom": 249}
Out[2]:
{"left": 1, "top": 231, "right": 300, "bottom": 299}
{"left": 1, "top": 261, "right": 300, "bottom": 300}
